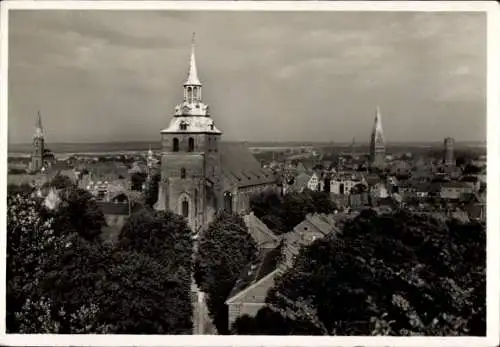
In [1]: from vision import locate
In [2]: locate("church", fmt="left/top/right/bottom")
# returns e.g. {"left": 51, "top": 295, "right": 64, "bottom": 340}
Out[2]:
{"left": 154, "top": 36, "right": 277, "bottom": 232}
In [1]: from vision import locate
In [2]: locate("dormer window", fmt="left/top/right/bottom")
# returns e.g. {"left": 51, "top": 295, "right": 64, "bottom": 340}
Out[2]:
{"left": 179, "top": 121, "right": 188, "bottom": 131}
{"left": 209, "top": 121, "right": 214, "bottom": 130}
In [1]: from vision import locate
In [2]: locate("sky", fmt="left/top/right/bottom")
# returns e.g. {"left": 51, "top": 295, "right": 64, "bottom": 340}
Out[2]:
{"left": 8, "top": 10, "right": 486, "bottom": 144}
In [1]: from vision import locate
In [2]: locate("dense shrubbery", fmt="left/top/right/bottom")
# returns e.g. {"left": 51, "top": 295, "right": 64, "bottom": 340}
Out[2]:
{"left": 233, "top": 209, "right": 486, "bottom": 336}
{"left": 250, "top": 189, "right": 336, "bottom": 234}
{"left": 194, "top": 211, "right": 258, "bottom": 334}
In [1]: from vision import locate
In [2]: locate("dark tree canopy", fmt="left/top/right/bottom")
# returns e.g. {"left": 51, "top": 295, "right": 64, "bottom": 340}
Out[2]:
{"left": 7, "top": 183, "right": 33, "bottom": 197}
{"left": 238, "top": 209, "right": 485, "bottom": 336}
{"left": 131, "top": 172, "right": 148, "bottom": 191}
{"left": 7, "top": 194, "right": 193, "bottom": 334}
{"left": 231, "top": 307, "right": 321, "bottom": 335}
{"left": 194, "top": 211, "right": 258, "bottom": 334}
{"left": 143, "top": 173, "right": 161, "bottom": 207}
{"left": 41, "top": 187, "right": 106, "bottom": 241}
{"left": 40, "top": 238, "right": 192, "bottom": 334}
{"left": 42, "top": 174, "right": 75, "bottom": 190}
{"left": 119, "top": 208, "right": 193, "bottom": 271}
{"left": 250, "top": 189, "right": 337, "bottom": 234}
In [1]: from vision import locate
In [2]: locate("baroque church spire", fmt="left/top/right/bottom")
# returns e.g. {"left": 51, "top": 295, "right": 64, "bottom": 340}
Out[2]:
{"left": 34, "top": 110, "right": 44, "bottom": 138}
{"left": 185, "top": 32, "right": 201, "bottom": 86}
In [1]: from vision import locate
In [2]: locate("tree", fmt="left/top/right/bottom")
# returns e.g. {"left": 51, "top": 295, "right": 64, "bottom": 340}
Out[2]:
{"left": 131, "top": 172, "right": 147, "bottom": 191}
{"left": 40, "top": 239, "right": 192, "bottom": 334}
{"left": 7, "top": 183, "right": 33, "bottom": 197}
{"left": 43, "top": 174, "right": 75, "bottom": 190}
{"left": 144, "top": 173, "right": 161, "bottom": 207}
{"left": 7, "top": 194, "right": 193, "bottom": 334}
{"left": 463, "top": 164, "right": 482, "bottom": 175}
{"left": 240, "top": 209, "right": 485, "bottom": 335}
{"left": 6, "top": 193, "right": 67, "bottom": 332}
{"left": 231, "top": 306, "right": 320, "bottom": 335}
{"left": 250, "top": 189, "right": 336, "bottom": 235}
{"left": 41, "top": 187, "right": 106, "bottom": 241}
{"left": 118, "top": 208, "right": 193, "bottom": 271}
{"left": 194, "top": 211, "right": 258, "bottom": 334}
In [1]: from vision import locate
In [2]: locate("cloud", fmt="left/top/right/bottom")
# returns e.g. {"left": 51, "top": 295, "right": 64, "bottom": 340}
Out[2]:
{"left": 7, "top": 10, "right": 486, "bottom": 143}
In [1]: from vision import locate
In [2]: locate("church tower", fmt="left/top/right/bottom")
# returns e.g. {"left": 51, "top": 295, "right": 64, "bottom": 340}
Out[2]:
{"left": 369, "top": 106, "right": 386, "bottom": 169}
{"left": 31, "top": 110, "right": 45, "bottom": 172}
{"left": 155, "top": 34, "right": 222, "bottom": 232}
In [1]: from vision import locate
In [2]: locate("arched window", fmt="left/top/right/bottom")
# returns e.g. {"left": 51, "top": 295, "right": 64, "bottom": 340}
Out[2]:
{"left": 193, "top": 87, "right": 198, "bottom": 100}
{"left": 224, "top": 192, "right": 233, "bottom": 214}
{"left": 182, "top": 198, "right": 189, "bottom": 218}
{"left": 188, "top": 137, "right": 195, "bottom": 152}
{"left": 187, "top": 87, "right": 192, "bottom": 102}
{"left": 173, "top": 138, "right": 179, "bottom": 152}
{"left": 180, "top": 168, "right": 186, "bottom": 179}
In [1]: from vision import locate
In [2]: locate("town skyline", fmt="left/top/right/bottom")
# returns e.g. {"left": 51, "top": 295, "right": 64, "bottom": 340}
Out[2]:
{"left": 8, "top": 10, "right": 486, "bottom": 144}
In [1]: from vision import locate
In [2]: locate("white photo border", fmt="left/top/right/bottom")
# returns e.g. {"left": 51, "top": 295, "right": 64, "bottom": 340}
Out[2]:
{"left": 0, "top": 1, "right": 498, "bottom": 347}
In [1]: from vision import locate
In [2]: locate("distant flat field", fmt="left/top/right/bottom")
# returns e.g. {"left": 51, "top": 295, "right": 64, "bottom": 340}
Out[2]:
{"left": 8, "top": 140, "right": 486, "bottom": 155}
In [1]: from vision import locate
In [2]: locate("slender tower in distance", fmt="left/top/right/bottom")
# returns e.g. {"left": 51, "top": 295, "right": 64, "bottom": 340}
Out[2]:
{"left": 369, "top": 106, "right": 386, "bottom": 169}
{"left": 443, "top": 137, "right": 455, "bottom": 166}
{"left": 31, "top": 110, "right": 45, "bottom": 172}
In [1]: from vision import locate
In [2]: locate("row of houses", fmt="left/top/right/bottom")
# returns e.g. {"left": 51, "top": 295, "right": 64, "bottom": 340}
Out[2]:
{"left": 225, "top": 211, "right": 349, "bottom": 329}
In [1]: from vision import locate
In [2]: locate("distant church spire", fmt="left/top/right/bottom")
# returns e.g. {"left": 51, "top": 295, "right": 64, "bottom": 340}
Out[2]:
{"left": 185, "top": 32, "right": 201, "bottom": 87}
{"left": 34, "top": 110, "right": 44, "bottom": 139}
{"left": 369, "top": 106, "right": 386, "bottom": 168}
{"left": 373, "top": 105, "right": 384, "bottom": 137}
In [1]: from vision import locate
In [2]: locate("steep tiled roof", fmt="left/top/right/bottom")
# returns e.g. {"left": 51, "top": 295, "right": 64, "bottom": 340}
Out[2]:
{"left": 227, "top": 245, "right": 282, "bottom": 301}
{"left": 244, "top": 213, "right": 280, "bottom": 248}
{"left": 220, "top": 143, "right": 276, "bottom": 188}
{"left": 293, "top": 172, "right": 312, "bottom": 189}
{"left": 305, "top": 213, "right": 338, "bottom": 236}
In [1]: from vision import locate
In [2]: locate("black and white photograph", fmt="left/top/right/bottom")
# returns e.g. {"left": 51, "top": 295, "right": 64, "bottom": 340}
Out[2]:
{"left": 1, "top": 1, "right": 499, "bottom": 345}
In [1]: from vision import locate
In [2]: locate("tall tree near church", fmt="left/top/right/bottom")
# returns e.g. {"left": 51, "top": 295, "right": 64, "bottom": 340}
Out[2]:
{"left": 143, "top": 173, "right": 161, "bottom": 207}
{"left": 118, "top": 208, "right": 193, "bottom": 272}
{"left": 250, "top": 189, "right": 336, "bottom": 234}
{"left": 194, "top": 211, "right": 258, "bottom": 334}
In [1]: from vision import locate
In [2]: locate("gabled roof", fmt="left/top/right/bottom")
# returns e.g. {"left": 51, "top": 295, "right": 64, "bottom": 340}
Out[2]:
{"left": 244, "top": 213, "right": 280, "bottom": 247}
{"left": 304, "top": 213, "right": 339, "bottom": 236}
{"left": 219, "top": 143, "right": 276, "bottom": 188}
{"left": 292, "top": 172, "right": 311, "bottom": 190}
{"left": 227, "top": 245, "right": 282, "bottom": 302}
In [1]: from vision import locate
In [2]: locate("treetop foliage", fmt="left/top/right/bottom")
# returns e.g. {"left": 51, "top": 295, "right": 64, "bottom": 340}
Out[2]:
{"left": 7, "top": 185, "right": 193, "bottom": 334}
{"left": 250, "top": 189, "right": 337, "bottom": 234}
{"left": 233, "top": 208, "right": 485, "bottom": 336}
{"left": 118, "top": 208, "right": 193, "bottom": 272}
